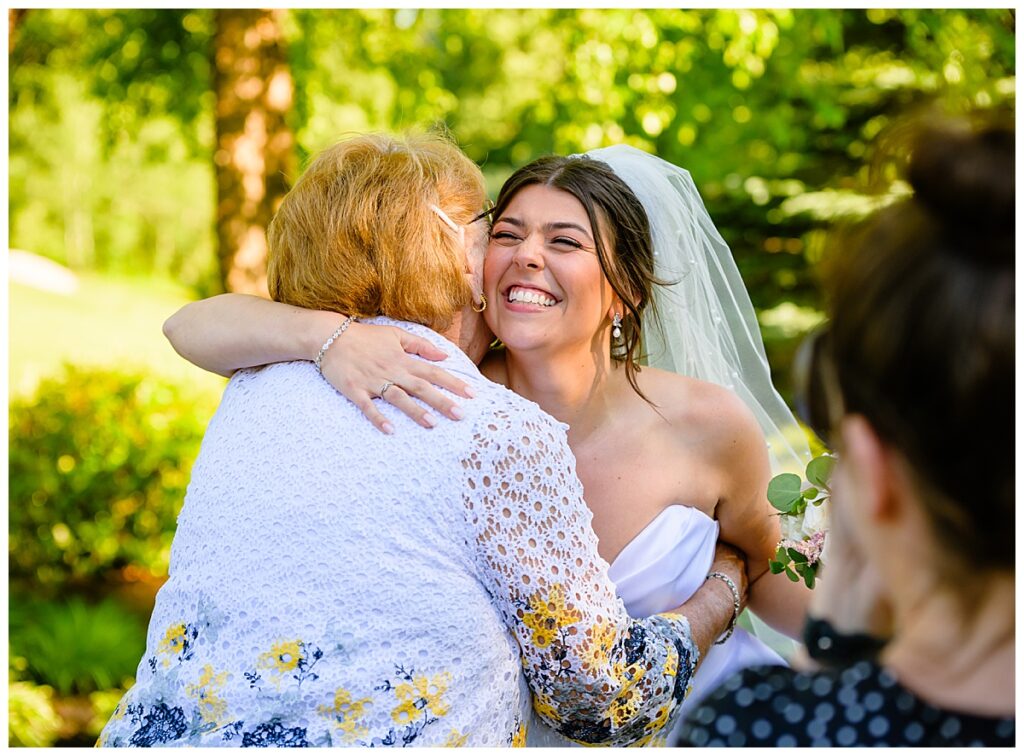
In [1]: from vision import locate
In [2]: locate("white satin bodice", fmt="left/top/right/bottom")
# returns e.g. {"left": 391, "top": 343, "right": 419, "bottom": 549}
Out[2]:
{"left": 527, "top": 505, "right": 786, "bottom": 747}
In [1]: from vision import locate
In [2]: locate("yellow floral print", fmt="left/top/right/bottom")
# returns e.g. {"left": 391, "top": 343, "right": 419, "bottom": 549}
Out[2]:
{"left": 259, "top": 639, "right": 302, "bottom": 674}
{"left": 532, "top": 693, "right": 558, "bottom": 722}
{"left": 318, "top": 687, "right": 372, "bottom": 742}
{"left": 511, "top": 719, "right": 528, "bottom": 747}
{"left": 578, "top": 619, "right": 618, "bottom": 672}
{"left": 391, "top": 672, "right": 451, "bottom": 725}
{"left": 157, "top": 623, "right": 187, "bottom": 667}
{"left": 662, "top": 646, "right": 679, "bottom": 678}
{"left": 442, "top": 729, "right": 469, "bottom": 747}
{"left": 521, "top": 583, "right": 583, "bottom": 647}
{"left": 185, "top": 664, "right": 229, "bottom": 725}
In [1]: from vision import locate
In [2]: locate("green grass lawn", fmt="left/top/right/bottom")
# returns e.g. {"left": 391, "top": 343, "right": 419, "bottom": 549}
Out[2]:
{"left": 9, "top": 272, "right": 226, "bottom": 402}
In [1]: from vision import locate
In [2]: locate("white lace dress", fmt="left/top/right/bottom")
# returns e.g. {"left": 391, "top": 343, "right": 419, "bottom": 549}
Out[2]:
{"left": 98, "top": 318, "right": 698, "bottom": 748}
{"left": 527, "top": 505, "right": 786, "bottom": 747}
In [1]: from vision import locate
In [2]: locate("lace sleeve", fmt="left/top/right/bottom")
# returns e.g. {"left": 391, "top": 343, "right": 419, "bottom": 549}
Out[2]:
{"left": 461, "top": 408, "right": 698, "bottom": 746}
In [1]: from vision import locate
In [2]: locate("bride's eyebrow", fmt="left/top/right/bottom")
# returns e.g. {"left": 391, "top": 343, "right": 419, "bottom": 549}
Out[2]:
{"left": 546, "top": 222, "right": 593, "bottom": 241}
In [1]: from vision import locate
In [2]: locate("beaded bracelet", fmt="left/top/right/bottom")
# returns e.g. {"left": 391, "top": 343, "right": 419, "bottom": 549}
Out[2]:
{"left": 706, "top": 571, "right": 741, "bottom": 645}
{"left": 314, "top": 316, "right": 356, "bottom": 374}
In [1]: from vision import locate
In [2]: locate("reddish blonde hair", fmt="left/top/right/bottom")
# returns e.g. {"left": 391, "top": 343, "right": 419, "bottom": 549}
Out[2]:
{"left": 267, "top": 133, "right": 485, "bottom": 330}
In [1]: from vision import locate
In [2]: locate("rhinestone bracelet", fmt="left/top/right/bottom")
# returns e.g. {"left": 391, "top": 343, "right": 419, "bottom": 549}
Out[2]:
{"left": 314, "top": 316, "right": 356, "bottom": 374}
{"left": 706, "top": 571, "right": 741, "bottom": 645}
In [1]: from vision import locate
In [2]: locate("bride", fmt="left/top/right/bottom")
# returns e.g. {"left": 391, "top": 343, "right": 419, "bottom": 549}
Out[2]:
{"left": 165, "top": 145, "right": 812, "bottom": 744}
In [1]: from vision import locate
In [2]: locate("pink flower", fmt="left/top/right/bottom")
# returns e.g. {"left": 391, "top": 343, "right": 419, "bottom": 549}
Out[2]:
{"left": 781, "top": 530, "right": 826, "bottom": 566}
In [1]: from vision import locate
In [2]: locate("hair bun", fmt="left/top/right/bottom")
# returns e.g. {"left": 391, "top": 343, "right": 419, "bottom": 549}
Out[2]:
{"left": 906, "top": 120, "right": 1014, "bottom": 264}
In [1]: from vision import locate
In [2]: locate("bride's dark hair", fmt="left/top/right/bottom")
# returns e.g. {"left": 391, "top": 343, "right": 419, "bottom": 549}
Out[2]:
{"left": 822, "top": 111, "right": 1014, "bottom": 577}
{"left": 489, "top": 155, "right": 660, "bottom": 401}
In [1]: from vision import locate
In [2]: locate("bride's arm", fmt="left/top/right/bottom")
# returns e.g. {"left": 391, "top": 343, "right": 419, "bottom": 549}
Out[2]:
{"left": 163, "top": 294, "right": 473, "bottom": 429}
{"left": 707, "top": 391, "right": 813, "bottom": 639}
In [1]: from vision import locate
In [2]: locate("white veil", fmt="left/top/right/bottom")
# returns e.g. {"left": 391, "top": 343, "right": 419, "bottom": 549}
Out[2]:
{"left": 583, "top": 144, "right": 810, "bottom": 656}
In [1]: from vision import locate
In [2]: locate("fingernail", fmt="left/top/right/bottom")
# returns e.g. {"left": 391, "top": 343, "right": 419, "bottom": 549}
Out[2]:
{"left": 451, "top": 405, "right": 465, "bottom": 420}
{"left": 464, "top": 385, "right": 476, "bottom": 398}
{"left": 423, "top": 414, "right": 438, "bottom": 428}
{"left": 382, "top": 422, "right": 395, "bottom": 435}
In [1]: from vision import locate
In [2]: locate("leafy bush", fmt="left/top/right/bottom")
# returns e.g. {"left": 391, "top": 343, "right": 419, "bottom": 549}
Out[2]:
{"left": 9, "top": 365, "right": 210, "bottom": 587}
{"left": 9, "top": 595, "right": 147, "bottom": 696}
{"left": 8, "top": 678, "right": 62, "bottom": 747}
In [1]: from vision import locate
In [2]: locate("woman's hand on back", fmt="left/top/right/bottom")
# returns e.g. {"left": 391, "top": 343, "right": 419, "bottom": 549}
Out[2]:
{"left": 321, "top": 321, "right": 474, "bottom": 434}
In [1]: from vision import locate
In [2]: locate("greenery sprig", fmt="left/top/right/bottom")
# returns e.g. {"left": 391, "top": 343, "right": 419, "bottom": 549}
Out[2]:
{"left": 767, "top": 454, "right": 835, "bottom": 589}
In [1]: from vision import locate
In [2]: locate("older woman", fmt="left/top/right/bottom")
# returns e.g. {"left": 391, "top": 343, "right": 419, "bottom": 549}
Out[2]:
{"left": 98, "top": 134, "right": 740, "bottom": 748}
{"left": 678, "top": 116, "right": 1015, "bottom": 747}
{"left": 163, "top": 145, "right": 813, "bottom": 746}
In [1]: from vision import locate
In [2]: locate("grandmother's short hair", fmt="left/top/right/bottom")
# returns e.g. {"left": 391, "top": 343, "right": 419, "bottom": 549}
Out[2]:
{"left": 267, "top": 133, "right": 485, "bottom": 330}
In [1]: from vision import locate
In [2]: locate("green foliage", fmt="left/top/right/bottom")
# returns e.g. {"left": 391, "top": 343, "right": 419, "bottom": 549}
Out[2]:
{"left": 9, "top": 365, "right": 208, "bottom": 588}
{"left": 767, "top": 472, "right": 803, "bottom": 513}
{"left": 9, "top": 596, "right": 146, "bottom": 696}
{"left": 767, "top": 454, "right": 835, "bottom": 588}
{"left": 7, "top": 679, "right": 62, "bottom": 747}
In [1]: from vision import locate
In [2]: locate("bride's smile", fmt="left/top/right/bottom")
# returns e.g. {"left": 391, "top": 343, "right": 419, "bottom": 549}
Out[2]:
{"left": 484, "top": 183, "right": 616, "bottom": 355}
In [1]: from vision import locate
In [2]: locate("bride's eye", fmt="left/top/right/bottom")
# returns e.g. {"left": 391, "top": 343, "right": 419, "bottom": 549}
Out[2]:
{"left": 551, "top": 236, "right": 583, "bottom": 249}
{"left": 490, "top": 230, "right": 520, "bottom": 243}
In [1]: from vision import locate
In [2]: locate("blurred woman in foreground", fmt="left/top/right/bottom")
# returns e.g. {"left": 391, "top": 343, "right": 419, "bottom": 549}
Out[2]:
{"left": 678, "top": 113, "right": 1015, "bottom": 747}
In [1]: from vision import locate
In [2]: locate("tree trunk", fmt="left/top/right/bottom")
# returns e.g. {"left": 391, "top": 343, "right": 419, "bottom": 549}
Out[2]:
{"left": 9, "top": 9, "right": 26, "bottom": 53}
{"left": 212, "top": 9, "right": 294, "bottom": 296}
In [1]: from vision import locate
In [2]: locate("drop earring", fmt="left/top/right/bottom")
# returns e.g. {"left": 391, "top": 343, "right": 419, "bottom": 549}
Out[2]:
{"left": 612, "top": 312, "right": 623, "bottom": 341}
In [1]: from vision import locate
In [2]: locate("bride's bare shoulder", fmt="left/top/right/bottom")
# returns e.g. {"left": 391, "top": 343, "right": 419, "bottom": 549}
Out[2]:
{"left": 637, "top": 366, "right": 762, "bottom": 450}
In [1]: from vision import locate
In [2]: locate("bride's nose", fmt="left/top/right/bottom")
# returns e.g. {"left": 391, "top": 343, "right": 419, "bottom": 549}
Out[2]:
{"left": 512, "top": 235, "right": 544, "bottom": 270}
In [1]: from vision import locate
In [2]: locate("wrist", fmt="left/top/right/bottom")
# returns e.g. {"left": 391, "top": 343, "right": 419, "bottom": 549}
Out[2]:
{"left": 705, "top": 571, "right": 741, "bottom": 645}
{"left": 306, "top": 311, "right": 350, "bottom": 362}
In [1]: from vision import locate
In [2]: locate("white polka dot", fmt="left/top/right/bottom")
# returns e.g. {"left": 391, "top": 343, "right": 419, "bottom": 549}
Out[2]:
{"left": 690, "top": 727, "right": 710, "bottom": 747}
{"left": 776, "top": 734, "right": 797, "bottom": 747}
{"left": 807, "top": 719, "right": 827, "bottom": 739}
{"left": 715, "top": 715, "right": 736, "bottom": 736}
{"left": 996, "top": 720, "right": 1014, "bottom": 738}
{"left": 845, "top": 703, "right": 865, "bottom": 723}
{"left": 837, "top": 686, "right": 858, "bottom": 706}
{"left": 877, "top": 669, "right": 898, "bottom": 688}
{"left": 727, "top": 732, "right": 746, "bottom": 747}
{"left": 752, "top": 719, "right": 773, "bottom": 740}
{"left": 863, "top": 691, "right": 884, "bottom": 712}
{"left": 939, "top": 717, "right": 962, "bottom": 739}
{"left": 695, "top": 706, "right": 715, "bottom": 725}
{"left": 772, "top": 696, "right": 791, "bottom": 714}
{"left": 896, "top": 692, "right": 915, "bottom": 712}
{"left": 811, "top": 738, "right": 832, "bottom": 747}
{"left": 793, "top": 674, "right": 811, "bottom": 692}
{"left": 811, "top": 676, "right": 833, "bottom": 696}
{"left": 735, "top": 688, "right": 755, "bottom": 707}
{"left": 904, "top": 722, "right": 924, "bottom": 743}
{"left": 815, "top": 702, "right": 835, "bottom": 722}
{"left": 836, "top": 726, "right": 857, "bottom": 746}
{"left": 784, "top": 703, "right": 805, "bottom": 724}
{"left": 724, "top": 674, "right": 743, "bottom": 692}
{"left": 754, "top": 683, "right": 774, "bottom": 701}
{"left": 868, "top": 716, "right": 889, "bottom": 738}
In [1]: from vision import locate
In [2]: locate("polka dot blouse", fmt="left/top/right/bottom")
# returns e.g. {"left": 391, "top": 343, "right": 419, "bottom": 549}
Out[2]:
{"left": 677, "top": 661, "right": 1014, "bottom": 747}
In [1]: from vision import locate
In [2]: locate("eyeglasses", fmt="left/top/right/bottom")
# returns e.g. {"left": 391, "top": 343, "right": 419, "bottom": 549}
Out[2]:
{"left": 470, "top": 199, "right": 496, "bottom": 226}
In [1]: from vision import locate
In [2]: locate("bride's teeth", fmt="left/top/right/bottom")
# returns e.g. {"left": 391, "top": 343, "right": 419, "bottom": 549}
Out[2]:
{"left": 509, "top": 287, "right": 555, "bottom": 306}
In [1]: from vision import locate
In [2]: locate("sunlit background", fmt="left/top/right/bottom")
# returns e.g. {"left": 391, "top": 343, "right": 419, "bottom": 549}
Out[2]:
{"left": 7, "top": 8, "right": 1014, "bottom": 746}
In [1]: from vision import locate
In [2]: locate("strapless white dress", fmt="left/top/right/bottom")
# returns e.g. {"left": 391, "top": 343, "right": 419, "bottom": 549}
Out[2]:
{"left": 526, "top": 505, "right": 786, "bottom": 747}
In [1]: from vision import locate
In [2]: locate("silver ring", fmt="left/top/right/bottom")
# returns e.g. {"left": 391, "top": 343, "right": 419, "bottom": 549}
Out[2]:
{"left": 377, "top": 380, "right": 396, "bottom": 400}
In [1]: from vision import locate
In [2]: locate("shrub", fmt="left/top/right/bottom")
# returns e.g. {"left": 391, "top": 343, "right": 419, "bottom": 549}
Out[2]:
{"left": 8, "top": 678, "right": 62, "bottom": 747}
{"left": 9, "top": 365, "right": 212, "bottom": 587}
{"left": 9, "top": 595, "right": 147, "bottom": 696}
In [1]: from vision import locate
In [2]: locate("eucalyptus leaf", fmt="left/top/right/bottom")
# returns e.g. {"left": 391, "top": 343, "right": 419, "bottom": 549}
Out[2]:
{"left": 768, "top": 473, "right": 803, "bottom": 512}
{"left": 806, "top": 455, "right": 837, "bottom": 489}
